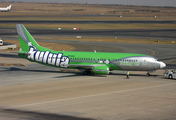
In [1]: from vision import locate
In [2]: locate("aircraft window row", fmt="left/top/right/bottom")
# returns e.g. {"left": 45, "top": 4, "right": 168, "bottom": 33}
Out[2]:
{"left": 47, "top": 57, "right": 92, "bottom": 60}
{"left": 69, "top": 58, "right": 138, "bottom": 62}
{"left": 70, "top": 58, "right": 107, "bottom": 61}
{"left": 97, "top": 58, "right": 107, "bottom": 61}
{"left": 70, "top": 58, "right": 92, "bottom": 60}
{"left": 117, "top": 59, "right": 138, "bottom": 62}
{"left": 70, "top": 58, "right": 111, "bottom": 61}
{"left": 48, "top": 57, "right": 138, "bottom": 62}
{"left": 46, "top": 57, "right": 62, "bottom": 59}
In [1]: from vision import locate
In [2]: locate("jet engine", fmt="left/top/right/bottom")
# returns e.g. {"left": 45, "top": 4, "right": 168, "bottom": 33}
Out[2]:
{"left": 93, "top": 66, "right": 109, "bottom": 74}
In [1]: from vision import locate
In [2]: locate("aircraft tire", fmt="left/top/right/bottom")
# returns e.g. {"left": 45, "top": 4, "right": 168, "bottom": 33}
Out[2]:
{"left": 83, "top": 70, "right": 93, "bottom": 75}
{"left": 168, "top": 74, "right": 173, "bottom": 79}
{"left": 83, "top": 71, "right": 88, "bottom": 75}
{"left": 146, "top": 73, "right": 150, "bottom": 76}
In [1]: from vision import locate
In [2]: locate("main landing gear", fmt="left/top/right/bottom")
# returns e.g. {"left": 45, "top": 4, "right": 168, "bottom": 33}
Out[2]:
{"left": 83, "top": 70, "right": 93, "bottom": 75}
{"left": 146, "top": 72, "right": 150, "bottom": 76}
{"left": 83, "top": 71, "right": 88, "bottom": 75}
{"left": 146, "top": 71, "right": 157, "bottom": 77}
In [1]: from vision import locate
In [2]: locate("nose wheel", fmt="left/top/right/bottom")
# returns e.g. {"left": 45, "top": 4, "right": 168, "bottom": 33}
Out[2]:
{"left": 146, "top": 72, "right": 157, "bottom": 77}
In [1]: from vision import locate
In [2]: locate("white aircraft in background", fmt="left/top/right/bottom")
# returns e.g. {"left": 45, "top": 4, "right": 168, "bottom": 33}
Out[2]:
{"left": 0, "top": 5, "right": 12, "bottom": 12}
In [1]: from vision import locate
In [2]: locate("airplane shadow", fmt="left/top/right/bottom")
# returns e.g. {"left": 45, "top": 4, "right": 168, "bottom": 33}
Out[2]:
{"left": 0, "top": 108, "right": 95, "bottom": 120}
{"left": 2, "top": 67, "right": 108, "bottom": 77}
{"left": 1, "top": 67, "right": 161, "bottom": 78}
{"left": 109, "top": 72, "right": 160, "bottom": 77}
{"left": 1, "top": 67, "right": 91, "bottom": 78}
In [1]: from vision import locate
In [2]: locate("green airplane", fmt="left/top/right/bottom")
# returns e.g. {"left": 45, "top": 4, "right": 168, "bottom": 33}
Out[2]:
{"left": 16, "top": 24, "right": 166, "bottom": 76}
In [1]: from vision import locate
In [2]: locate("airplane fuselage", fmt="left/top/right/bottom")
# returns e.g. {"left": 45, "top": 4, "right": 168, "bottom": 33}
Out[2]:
{"left": 0, "top": 5, "right": 11, "bottom": 12}
{"left": 19, "top": 46, "right": 165, "bottom": 72}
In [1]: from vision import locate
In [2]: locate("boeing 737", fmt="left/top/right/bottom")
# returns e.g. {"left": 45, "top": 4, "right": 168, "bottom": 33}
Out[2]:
{"left": 0, "top": 5, "right": 12, "bottom": 12}
{"left": 16, "top": 24, "right": 166, "bottom": 76}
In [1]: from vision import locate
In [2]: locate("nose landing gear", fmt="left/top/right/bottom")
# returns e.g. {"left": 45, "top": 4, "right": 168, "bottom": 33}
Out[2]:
{"left": 147, "top": 71, "right": 157, "bottom": 77}
{"left": 83, "top": 69, "right": 93, "bottom": 75}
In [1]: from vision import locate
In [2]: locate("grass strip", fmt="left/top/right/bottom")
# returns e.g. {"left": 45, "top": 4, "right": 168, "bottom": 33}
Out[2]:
{"left": 0, "top": 16, "right": 176, "bottom": 21}
{"left": 1, "top": 24, "right": 176, "bottom": 29}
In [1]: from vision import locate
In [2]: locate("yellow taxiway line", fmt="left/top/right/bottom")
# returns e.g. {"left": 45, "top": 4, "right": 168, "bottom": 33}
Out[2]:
{"left": 0, "top": 63, "right": 28, "bottom": 67}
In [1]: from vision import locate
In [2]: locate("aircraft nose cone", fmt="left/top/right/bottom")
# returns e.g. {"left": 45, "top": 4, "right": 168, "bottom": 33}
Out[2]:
{"left": 160, "top": 62, "right": 166, "bottom": 69}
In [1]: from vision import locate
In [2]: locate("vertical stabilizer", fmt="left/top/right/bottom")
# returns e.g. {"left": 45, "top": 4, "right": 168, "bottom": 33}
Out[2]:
{"left": 8, "top": 5, "right": 11, "bottom": 10}
{"left": 16, "top": 24, "right": 40, "bottom": 52}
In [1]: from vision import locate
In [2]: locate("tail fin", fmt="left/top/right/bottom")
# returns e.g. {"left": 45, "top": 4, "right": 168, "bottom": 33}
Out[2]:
{"left": 8, "top": 5, "right": 11, "bottom": 10}
{"left": 16, "top": 24, "right": 40, "bottom": 52}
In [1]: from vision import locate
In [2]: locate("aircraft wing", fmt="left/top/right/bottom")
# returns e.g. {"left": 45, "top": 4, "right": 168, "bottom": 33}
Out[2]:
{"left": 69, "top": 64, "right": 105, "bottom": 69}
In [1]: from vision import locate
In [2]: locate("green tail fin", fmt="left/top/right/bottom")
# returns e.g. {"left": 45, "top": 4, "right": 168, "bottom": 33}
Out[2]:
{"left": 16, "top": 24, "right": 40, "bottom": 52}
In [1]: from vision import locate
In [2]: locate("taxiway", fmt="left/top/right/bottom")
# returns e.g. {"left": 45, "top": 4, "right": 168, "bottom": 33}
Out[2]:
{"left": 1, "top": 27, "right": 176, "bottom": 41}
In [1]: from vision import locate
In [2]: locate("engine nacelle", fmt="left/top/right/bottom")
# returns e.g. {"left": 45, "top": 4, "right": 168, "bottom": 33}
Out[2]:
{"left": 93, "top": 66, "right": 109, "bottom": 74}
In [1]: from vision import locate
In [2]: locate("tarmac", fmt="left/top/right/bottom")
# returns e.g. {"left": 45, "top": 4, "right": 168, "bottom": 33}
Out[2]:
{"left": 0, "top": 55, "right": 176, "bottom": 120}
{"left": 1, "top": 27, "right": 176, "bottom": 41}
{"left": 0, "top": 43, "right": 176, "bottom": 120}
{"left": 1, "top": 20, "right": 176, "bottom": 24}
